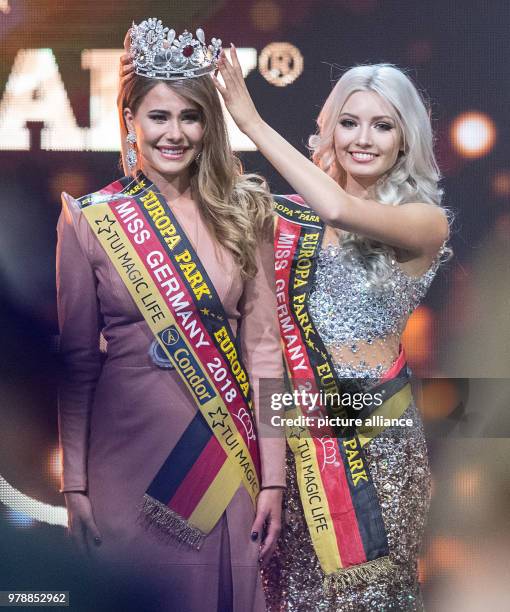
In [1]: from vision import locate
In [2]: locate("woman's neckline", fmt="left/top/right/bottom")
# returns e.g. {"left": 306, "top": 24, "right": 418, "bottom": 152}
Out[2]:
{"left": 319, "top": 241, "right": 442, "bottom": 282}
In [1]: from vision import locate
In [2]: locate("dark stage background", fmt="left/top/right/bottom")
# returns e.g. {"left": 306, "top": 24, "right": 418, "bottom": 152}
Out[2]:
{"left": 1, "top": 1, "right": 510, "bottom": 610}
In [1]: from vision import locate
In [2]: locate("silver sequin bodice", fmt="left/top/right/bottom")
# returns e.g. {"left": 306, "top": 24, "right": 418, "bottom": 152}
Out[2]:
{"left": 308, "top": 243, "right": 440, "bottom": 379}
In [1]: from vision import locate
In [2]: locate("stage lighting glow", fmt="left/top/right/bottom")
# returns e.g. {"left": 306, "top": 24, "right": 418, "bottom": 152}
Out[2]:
{"left": 454, "top": 467, "right": 481, "bottom": 498}
{"left": 402, "top": 305, "right": 433, "bottom": 369}
{"left": 418, "top": 556, "right": 427, "bottom": 583}
{"left": 0, "top": 49, "right": 85, "bottom": 151}
{"left": 407, "top": 40, "right": 433, "bottom": 64}
{"left": 82, "top": 50, "right": 124, "bottom": 152}
{"left": 429, "top": 536, "right": 474, "bottom": 574}
{"left": 495, "top": 213, "right": 510, "bottom": 238}
{"left": 250, "top": 1, "right": 282, "bottom": 32}
{"left": 49, "top": 171, "right": 89, "bottom": 202}
{"left": 0, "top": 475, "right": 67, "bottom": 528}
{"left": 418, "top": 380, "right": 460, "bottom": 420}
{"left": 48, "top": 446, "right": 63, "bottom": 484}
{"left": 0, "top": 47, "right": 261, "bottom": 152}
{"left": 450, "top": 111, "right": 496, "bottom": 159}
{"left": 259, "top": 43, "right": 304, "bottom": 87}
{"left": 492, "top": 170, "right": 510, "bottom": 197}
{"left": 5, "top": 508, "right": 36, "bottom": 528}
{"left": 430, "top": 475, "right": 436, "bottom": 498}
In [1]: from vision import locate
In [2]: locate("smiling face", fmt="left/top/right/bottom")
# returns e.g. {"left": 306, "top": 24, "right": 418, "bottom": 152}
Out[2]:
{"left": 123, "top": 82, "right": 204, "bottom": 185}
{"left": 333, "top": 90, "right": 402, "bottom": 193}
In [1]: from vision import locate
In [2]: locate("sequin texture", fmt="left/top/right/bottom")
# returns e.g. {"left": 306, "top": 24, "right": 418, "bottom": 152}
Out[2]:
{"left": 263, "top": 242, "right": 438, "bottom": 610}
{"left": 307, "top": 244, "right": 441, "bottom": 379}
{"left": 263, "top": 404, "right": 431, "bottom": 611}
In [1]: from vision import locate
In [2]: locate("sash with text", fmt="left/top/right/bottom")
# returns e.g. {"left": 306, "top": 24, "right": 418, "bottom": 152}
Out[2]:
{"left": 77, "top": 174, "right": 260, "bottom": 548}
{"left": 274, "top": 195, "right": 412, "bottom": 588}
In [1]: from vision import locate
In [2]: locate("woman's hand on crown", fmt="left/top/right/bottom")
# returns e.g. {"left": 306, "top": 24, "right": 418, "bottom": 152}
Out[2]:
{"left": 119, "top": 30, "right": 135, "bottom": 86}
{"left": 213, "top": 44, "right": 263, "bottom": 135}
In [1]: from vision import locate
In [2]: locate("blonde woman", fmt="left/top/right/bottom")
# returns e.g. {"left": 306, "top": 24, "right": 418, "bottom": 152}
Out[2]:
{"left": 58, "top": 21, "right": 285, "bottom": 611}
{"left": 215, "top": 49, "right": 448, "bottom": 610}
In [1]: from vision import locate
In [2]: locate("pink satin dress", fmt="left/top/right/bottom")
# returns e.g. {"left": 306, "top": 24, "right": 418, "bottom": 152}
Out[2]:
{"left": 56, "top": 190, "right": 283, "bottom": 612}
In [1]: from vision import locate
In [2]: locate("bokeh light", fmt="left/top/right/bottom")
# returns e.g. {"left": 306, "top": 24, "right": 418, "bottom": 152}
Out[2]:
{"left": 407, "top": 39, "right": 433, "bottom": 64}
{"left": 49, "top": 170, "right": 89, "bottom": 202}
{"left": 0, "top": 0, "right": 507, "bottom": 603}
{"left": 250, "top": 1, "right": 282, "bottom": 32}
{"left": 454, "top": 467, "right": 481, "bottom": 499}
{"left": 402, "top": 305, "right": 434, "bottom": 370}
{"left": 258, "top": 42, "right": 304, "bottom": 87}
{"left": 5, "top": 508, "right": 36, "bottom": 528}
{"left": 0, "top": 476, "right": 67, "bottom": 527}
{"left": 429, "top": 536, "right": 468, "bottom": 572}
{"left": 418, "top": 380, "right": 460, "bottom": 421}
{"left": 48, "top": 446, "right": 62, "bottom": 485}
{"left": 492, "top": 170, "right": 510, "bottom": 197}
{"left": 426, "top": 536, "right": 484, "bottom": 578}
{"left": 450, "top": 111, "right": 497, "bottom": 159}
{"left": 418, "top": 556, "right": 428, "bottom": 583}
{"left": 495, "top": 213, "right": 510, "bottom": 239}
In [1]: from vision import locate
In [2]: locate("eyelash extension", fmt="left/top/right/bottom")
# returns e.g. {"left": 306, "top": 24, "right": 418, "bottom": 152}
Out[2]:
{"left": 339, "top": 119, "right": 394, "bottom": 131}
{"left": 148, "top": 113, "right": 201, "bottom": 122}
{"left": 181, "top": 113, "right": 201, "bottom": 121}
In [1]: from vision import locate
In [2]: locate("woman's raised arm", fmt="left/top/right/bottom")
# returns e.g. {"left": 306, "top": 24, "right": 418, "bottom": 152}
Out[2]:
{"left": 214, "top": 46, "right": 448, "bottom": 256}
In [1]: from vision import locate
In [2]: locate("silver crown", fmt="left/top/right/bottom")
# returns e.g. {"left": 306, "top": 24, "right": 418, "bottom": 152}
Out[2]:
{"left": 130, "top": 18, "right": 222, "bottom": 80}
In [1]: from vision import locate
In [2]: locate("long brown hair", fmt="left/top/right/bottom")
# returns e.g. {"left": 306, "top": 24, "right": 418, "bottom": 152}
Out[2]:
{"left": 118, "top": 75, "right": 273, "bottom": 279}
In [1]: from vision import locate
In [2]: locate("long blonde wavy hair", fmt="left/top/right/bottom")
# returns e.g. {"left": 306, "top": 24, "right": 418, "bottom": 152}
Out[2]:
{"left": 310, "top": 63, "right": 450, "bottom": 287}
{"left": 118, "top": 74, "right": 273, "bottom": 279}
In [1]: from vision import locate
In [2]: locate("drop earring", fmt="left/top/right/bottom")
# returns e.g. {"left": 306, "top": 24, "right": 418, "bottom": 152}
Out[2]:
{"left": 126, "top": 131, "right": 137, "bottom": 172}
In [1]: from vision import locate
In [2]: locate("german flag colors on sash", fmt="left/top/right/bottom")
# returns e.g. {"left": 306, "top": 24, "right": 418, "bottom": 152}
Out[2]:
{"left": 76, "top": 174, "right": 259, "bottom": 548}
{"left": 274, "top": 195, "right": 413, "bottom": 589}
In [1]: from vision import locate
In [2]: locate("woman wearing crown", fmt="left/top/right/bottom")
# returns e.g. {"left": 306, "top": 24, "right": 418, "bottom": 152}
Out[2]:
{"left": 57, "top": 19, "right": 285, "bottom": 611}
{"left": 208, "top": 50, "right": 450, "bottom": 610}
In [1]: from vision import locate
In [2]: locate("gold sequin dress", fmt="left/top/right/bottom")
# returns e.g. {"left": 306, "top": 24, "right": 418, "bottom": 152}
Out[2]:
{"left": 263, "top": 243, "right": 440, "bottom": 611}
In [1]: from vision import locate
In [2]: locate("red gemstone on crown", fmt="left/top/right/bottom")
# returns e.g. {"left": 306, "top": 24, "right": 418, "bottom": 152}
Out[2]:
{"left": 183, "top": 45, "right": 194, "bottom": 58}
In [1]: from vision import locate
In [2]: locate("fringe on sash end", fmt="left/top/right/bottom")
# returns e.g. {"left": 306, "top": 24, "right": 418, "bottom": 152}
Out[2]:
{"left": 138, "top": 494, "right": 206, "bottom": 550}
{"left": 323, "top": 556, "right": 396, "bottom": 594}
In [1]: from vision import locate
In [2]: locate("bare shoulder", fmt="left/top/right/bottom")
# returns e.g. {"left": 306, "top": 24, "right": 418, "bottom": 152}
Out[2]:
{"left": 400, "top": 201, "right": 448, "bottom": 224}
{"left": 401, "top": 202, "right": 449, "bottom": 243}
{"left": 393, "top": 203, "right": 448, "bottom": 274}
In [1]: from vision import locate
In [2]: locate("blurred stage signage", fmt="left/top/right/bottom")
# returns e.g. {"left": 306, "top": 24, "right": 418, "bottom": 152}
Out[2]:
{"left": 0, "top": 44, "right": 303, "bottom": 152}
